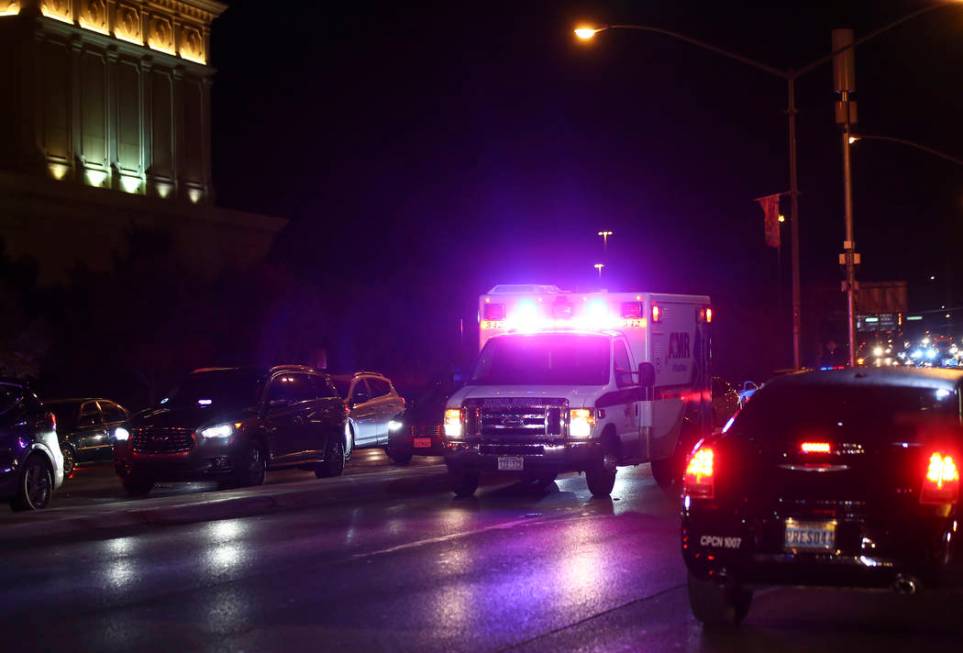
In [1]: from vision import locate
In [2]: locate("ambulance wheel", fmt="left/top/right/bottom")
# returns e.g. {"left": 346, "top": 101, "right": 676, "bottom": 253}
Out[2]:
{"left": 449, "top": 468, "right": 479, "bottom": 498}
{"left": 585, "top": 461, "right": 616, "bottom": 498}
{"left": 687, "top": 571, "right": 752, "bottom": 627}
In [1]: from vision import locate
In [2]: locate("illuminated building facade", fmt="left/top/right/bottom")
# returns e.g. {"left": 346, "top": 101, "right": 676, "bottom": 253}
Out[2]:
{"left": 0, "top": 0, "right": 284, "bottom": 281}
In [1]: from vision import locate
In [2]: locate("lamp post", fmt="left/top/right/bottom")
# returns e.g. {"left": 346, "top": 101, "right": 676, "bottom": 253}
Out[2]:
{"left": 594, "top": 262, "right": 605, "bottom": 279}
{"left": 574, "top": 1, "right": 961, "bottom": 369}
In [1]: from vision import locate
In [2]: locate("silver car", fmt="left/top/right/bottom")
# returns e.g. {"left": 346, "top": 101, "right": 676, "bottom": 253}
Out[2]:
{"left": 332, "top": 372, "right": 406, "bottom": 455}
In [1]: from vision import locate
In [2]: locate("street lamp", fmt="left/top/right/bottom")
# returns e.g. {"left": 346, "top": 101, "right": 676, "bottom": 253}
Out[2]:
{"left": 594, "top": 262, "right": 605, "bottom": 279}
{"left": 598, "top": 229, "right": 613, "bottom": 254}
{"left": 573, "top": 1, "right": 962, "bottom": 369}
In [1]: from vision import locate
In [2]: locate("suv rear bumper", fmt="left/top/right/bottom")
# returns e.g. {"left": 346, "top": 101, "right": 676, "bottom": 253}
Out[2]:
{"left": 682, "top": 509, "right": 963, "bottom": 590}
{"left": 445, "top": 440, "right": 603, "bottom": 473}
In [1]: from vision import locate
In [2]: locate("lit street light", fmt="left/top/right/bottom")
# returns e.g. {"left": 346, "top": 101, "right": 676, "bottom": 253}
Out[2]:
{"left": 573, "top": 1, "right": 963, "bottom": 369}
{"left": 594, "top": 262, "right": 605, "bottom": 279}
{"left": 598, "top": 229, "right": 614, "bottom": 255}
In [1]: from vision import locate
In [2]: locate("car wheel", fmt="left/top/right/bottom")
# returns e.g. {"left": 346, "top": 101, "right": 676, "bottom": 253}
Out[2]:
{"left": 240, "top": 443, "right": 266, "bottom": 487}
{"left": 122, "top": 475, "right": 155, "bottom": 498}
{"left": 11, "top": 456, "right": 53, "bottom": 511}
{"left": 650, "top": 457, "right": 677, "bottom": 489}
{"left": 450, "top": 468, "right": 480, "bottom": 498}
{"left": 316, "top": 438, "right": 345, "bottom": 478}
{"left": 687, "top": 571, "right": 752, "bottom": 627}
{"left": 387, "top": 440, "right": 413, "bottom": 466}
{"left": 585, "top": 455, "right": 617, "bottom": 498}
{"left": 61, "top": 444, "right": 76, "bottom": 477}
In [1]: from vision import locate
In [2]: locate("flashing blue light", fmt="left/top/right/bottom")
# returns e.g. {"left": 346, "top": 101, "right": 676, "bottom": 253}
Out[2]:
{"left": 910, "top": 349, "right": 923, "bottom": 360}
{"left": 722, "top": 416, "right": 736, "bottom": 434}
{"left": 926, "top": 348, "right": 938, "bottom": 360}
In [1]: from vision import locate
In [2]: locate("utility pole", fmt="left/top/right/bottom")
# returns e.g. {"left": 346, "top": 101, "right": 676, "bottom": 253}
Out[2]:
{"left": 833, "top": 28, "right": 859, "bottom": 367}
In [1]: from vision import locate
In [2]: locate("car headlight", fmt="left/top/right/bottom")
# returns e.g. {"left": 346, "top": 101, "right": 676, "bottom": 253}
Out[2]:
{"left": 569, "top": 408, "right": 596, "bottom": 439}
{"left": 113, "top": 427, "right": 130, "bottom": 442}
{"left": 199, "top": 423, "right": 235, "bottom": 439}
{"left": 444, "top": 408, "right": 463, "bottom": 438}
{"left": 387, "top": 419, "right": 404, "bottom": 432}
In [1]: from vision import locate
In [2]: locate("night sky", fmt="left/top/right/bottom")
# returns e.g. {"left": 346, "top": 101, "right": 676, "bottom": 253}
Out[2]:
{"left": 209, "top": 1, "right": 963, "bottom": 380}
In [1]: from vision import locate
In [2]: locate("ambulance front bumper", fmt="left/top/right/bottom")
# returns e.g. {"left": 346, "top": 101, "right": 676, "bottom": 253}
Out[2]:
{"left": 444, "top": 440, "right": 603, "bottom": 473}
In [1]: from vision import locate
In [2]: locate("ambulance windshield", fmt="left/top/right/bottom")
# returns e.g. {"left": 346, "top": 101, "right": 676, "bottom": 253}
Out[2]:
{"left": 470, "top": 334, "right": 610, "bottom": 386}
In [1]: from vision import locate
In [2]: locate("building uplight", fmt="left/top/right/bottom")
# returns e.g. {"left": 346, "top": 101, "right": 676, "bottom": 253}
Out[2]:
{"left": 147, "top": 38, "right": 177, "bottom": 57}
{"left": 155, "top": 182, "right": 173, "bottom": 199}
{"left": 84, "top": 168, "right": 108, "bottom": 187}
{"left": 120, "top": 175, "right": 142, "bottom": 194}
{"left": 180, "top": 49, "right": 207, "bottom": 65}
{"left": 0, "top": 1, "right": 20, "bottom": 18}
{"left": 48, "top": 162, "right": 69, "bottom": 180}
{"left": 574, "top": 25, "right": 600, "bottom": 41}
{"left": 40, "top": 0, "right": 71, "bottom": 23}
{"left": 188, "top": 188, "right": 203, "bottom": 204}
{"left": 79, "top": 16, "right": 109, "bottom": 35}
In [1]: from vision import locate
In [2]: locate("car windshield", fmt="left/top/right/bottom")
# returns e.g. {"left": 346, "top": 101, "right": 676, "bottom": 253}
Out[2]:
{"left": 163, "top": 370, "right": 264, "bottom": 411}
{"left": 469, "top": 334, "right": 611, "bottom": 386}
{"left": 0, "top": 384, "right": 22, "bottom": 418}
{"left": 729, "top": 382, "right": 961, "bottom": 443}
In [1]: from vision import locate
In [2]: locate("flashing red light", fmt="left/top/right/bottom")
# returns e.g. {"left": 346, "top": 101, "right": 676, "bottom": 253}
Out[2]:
{"left": 651, "top": 304, "right": 662, "bottom": 323}
{"left": 800, "top": 441, "right": 832, "bottom": 454}
{"left": 684, "top": 445, "right": 715, "bottom": 499}
{"left": 621, "top": 302, "right": 643, "bottom": 319}
{"left": 705, "top": 306, "right": 713, "bottom": 323}
{"left": 483, "top": 303, "right": 506, "bottom": 321}
{"left": 921, "top": 451, "right": 960, "bottom": 505}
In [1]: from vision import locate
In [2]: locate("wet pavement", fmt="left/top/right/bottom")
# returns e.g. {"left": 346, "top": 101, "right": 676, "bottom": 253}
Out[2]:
{"left": 2, "top": 456, "right": 962, "bottom": 652}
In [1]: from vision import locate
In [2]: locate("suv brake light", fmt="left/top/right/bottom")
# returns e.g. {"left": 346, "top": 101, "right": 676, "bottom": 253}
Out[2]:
{"left": 800, "top": 441, "right": 832, "bottom": 454}
{"left": 921, "top": 451, "right": 960, "bottom": 505}
{"left": 684, "top": 445, "right": 715, "bottom": 499}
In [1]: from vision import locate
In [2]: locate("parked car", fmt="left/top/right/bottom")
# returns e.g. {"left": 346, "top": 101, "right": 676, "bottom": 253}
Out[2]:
{"left": 710, "top": 377, "right": 740, "bottom": 428}
{"left": 682, "top": 368, "right": 963, "bottom": 626}
{"left": 385, "top": 376, "right": 457, "bottom": 465}
{"left": 113, "top": 365, "right": 347, "bottom": 497}
{"left": 331, "top": 372, "right": 406, "bottom": 455}
{"left": 0, "top": 379, "right": 63, "bottom": 511}
{"left": 45, "top": 398, "right": 129, "bottom": 475}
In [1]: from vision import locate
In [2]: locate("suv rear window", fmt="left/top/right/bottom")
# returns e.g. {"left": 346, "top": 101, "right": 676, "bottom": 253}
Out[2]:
{"left": 729, "top": 383, "right": 961, "bottom": 444}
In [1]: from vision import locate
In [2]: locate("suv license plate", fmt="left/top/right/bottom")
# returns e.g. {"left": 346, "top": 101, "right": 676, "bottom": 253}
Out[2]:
{"left": 498, "top": 456, "right": 524, "bottom": 471}
{"left": 412, "top": 437, "right": 432, "bottom": 448}
{"left": 784, "top": 520, "right": 836, "bottom": 552}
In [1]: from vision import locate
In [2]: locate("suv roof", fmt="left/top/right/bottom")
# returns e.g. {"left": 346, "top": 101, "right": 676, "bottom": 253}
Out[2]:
{"left": 191, "top": 365, "right": 323, "bottom": 377}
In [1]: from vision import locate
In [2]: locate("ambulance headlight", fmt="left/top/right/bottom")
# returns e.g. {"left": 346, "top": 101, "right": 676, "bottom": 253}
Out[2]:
{"left": 569, "top": 409, "right": 596, "bottom": 439}
{"left": 444, "top": 409, "right": 464, "bottom": 438}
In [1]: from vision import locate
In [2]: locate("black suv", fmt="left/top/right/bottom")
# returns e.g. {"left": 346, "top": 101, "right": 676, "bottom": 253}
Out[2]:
{"left": 46, "top": 398, "right": 129, "bottom": 475}
{"left": 113, "top": 366, "right": 347, "bottom": 497}
{"left": 0, "top": 379, "right": 63, "bottom": 511}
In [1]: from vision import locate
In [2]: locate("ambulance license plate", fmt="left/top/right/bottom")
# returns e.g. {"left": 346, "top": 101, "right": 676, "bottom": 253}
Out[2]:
{"left": 784, "top": 520, "right": 836, "bottom": 552}
{"left": 498, "top": 456, "right": 524, "bottom": 471}
{"left": 412, "top": 437, "right": 432, "bottom": 449}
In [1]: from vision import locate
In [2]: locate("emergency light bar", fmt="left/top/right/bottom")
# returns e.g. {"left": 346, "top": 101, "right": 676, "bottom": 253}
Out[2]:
{"left": 480, "top": 296, "right": 647, "bottom": 334}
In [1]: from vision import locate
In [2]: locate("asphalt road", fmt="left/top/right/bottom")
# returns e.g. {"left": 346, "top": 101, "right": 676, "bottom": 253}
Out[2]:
{"left": 2, "top": 454, "right": 962, "bottom": 652}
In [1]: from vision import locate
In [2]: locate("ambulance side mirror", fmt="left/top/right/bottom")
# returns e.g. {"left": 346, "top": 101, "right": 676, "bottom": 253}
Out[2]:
{"left": 638, "top": 362, "right": 655, "bottom": 401}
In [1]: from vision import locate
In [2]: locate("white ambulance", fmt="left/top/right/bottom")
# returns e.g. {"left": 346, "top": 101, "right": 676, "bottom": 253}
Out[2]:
{"left": 443, "top": 284, "right": 713, "bottom": 497}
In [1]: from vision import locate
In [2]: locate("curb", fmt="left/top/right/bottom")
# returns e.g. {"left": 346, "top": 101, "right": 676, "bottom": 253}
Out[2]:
{"left": 0, "top": 464, "right": 447, "bottom": 545}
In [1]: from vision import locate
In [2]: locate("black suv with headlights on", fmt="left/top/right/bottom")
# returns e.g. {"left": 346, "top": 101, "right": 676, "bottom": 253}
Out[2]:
{"left": 114, "top": 366, "right": 347, "bottom": 496}
{"left": 682, "top": 368, "right": 963, "bottom": 627}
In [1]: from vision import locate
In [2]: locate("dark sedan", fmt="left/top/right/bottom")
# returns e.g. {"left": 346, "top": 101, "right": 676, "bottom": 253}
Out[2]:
{"left": 46, "top": 398, "right": 129, "bottom": 475}
{"left": 385, "top": 377, "right": 456, "bottom": 465}
{"left": 113, "top": 365, "right": 348, "bottom": 497}
{"left": 682, "top": 367, "right": 963, "bottom": 626}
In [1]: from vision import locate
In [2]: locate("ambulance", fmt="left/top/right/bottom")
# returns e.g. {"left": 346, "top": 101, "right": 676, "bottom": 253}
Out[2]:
{"left": 443, "top": 284, "right": 713, "bottom": 497}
